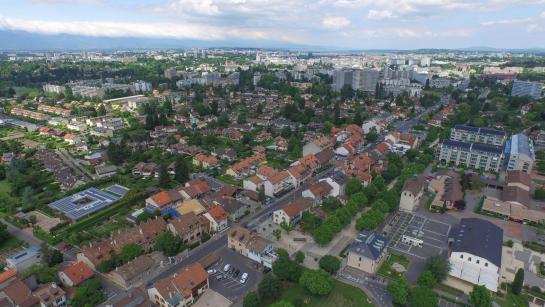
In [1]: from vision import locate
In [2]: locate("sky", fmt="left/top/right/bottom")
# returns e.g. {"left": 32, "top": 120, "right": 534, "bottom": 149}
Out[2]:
{"left": 1, "top": 0, "right": 545, "bottom": 49}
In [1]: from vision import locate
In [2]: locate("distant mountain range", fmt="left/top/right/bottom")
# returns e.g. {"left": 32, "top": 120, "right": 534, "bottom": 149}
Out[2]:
{"left": 0, "top": 30, "right": 544, "bottom": 53}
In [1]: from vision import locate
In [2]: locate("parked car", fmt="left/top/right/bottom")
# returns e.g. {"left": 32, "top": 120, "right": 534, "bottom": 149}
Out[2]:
{"left": 207, "top": 269, "right": 217, "bottom": 274}
{"left": 240, "top": 273, "right": 248, "bottom": 284}
{"left": 223, "top": 264, "right": 231, "bottom": 272}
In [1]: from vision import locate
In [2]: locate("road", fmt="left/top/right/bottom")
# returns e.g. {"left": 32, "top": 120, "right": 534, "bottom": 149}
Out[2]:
{"left": 56, "top": 148, "right": 94, "bottom": 181}
{"left": 0, "top": 219, "right": 42, "bottom": 247}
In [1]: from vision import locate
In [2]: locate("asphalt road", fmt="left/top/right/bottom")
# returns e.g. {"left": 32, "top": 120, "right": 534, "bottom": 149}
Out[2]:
{"left": 0, "top": 219, "right": 42, "bottom": 247}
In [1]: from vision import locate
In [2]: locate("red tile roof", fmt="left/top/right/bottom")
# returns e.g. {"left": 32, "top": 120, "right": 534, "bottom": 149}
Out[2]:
{"left": 61, "top": 261, "right": 94, "bottom": 286}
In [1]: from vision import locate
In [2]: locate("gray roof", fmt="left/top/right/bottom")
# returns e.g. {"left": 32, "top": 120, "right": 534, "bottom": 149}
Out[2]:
{"left": 48, "top": 187, "right": 121, "bottom": 220}
{"left": 454, "top": 125, "right": 506, "bottom": 136}
{"left": 507, "top": 133, "right": 535, "bottom": 160}
{"left": 451, "top": 218, "right": 503, "bottom": 267}
{"left": 442, "top": 139, "right": 503, "bottom": 155}
{"left": 349, "top": 231, "right": 389, "bottom": 261}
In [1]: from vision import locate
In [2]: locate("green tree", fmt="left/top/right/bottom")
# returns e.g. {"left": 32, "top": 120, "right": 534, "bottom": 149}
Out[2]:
{"left": 387, "top": 278, "right": 409, "bottom": 305}
{"left": 299, "top": 269, "right": 333, "bottom": 296}
{"left": 319, "top": 255, "right": 341, "bottom": 274}
{"left": 174, "top": 159, "right": 190, "bottom": 184}
{"left": 121, "top": 243, "right": 143, "bottom": 262}
{"left": 72, "top": 278, "right": 106, "bottom": 307}
{"left": 0, "top": 223, "right": 11, "bottom": 243}
{"left": 243, "top": 291, "right": 260, "bottom": 307}
{"left": 355, "top": 209, "right": 384, "bottom": 231}
{"left": 512, "top": 268, "right": 524, "bottom": 295}
{"left": 158, "top": 163, "right": 170, "bottom": 188}
{"left": 258, "top": 274, "right": 282, "bottom": 300}
{"left": 271, "top": 301, "right": 294, "bottom": 307}
{"left": 425, "top": 255, "right": 451, "bottom": 282}
{"left": 273, "top": 229, "right": 281, "bottom": 240}
{"left": 417, "top": 270, "right": 437, "bottom": 289}
{"left": 409, "top": 286, "right": 438, "bottom": 307}
{"left": 40, "top": 243, "right": 63, "bottom": 266}
{"left": 154, "top": 232, "right": 184, "bottom": 256}
{"left": 21, "top": 186, "right": 36, "bottom": 212}
{"left": 346, "top": 177, "right": 363, "bottom": 197}
{"left": 97, "top": 104, "right": 107, "bottom": 116}
{"left": 272, "top": 249, "right": 302, "bottom": 282}
{"left": 469, "top": 285, "right": 492, "bottom": 307}
{"left": 294, "top": 251, "right": 305, "bottom": 264}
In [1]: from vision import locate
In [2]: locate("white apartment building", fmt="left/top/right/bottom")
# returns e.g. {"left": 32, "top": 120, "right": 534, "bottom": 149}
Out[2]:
{"left": 43, "top": 84, "right": 65, "bottom": 94}
{"left": 438, "top": 140, "right": 504, "bottom": 172}
{"left": 505, "top": 133, "right": 535, "bottom": 173}
{"left": 450, "top": 125, "right": 506, "bottom": 147}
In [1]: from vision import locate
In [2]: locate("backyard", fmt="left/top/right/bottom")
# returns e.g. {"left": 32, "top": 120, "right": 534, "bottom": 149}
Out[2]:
{"left": 377, "top": 253, "right": 410, "bottom": 280}
{"left": 267, "top": 279, "right": 373, "bottom": 307}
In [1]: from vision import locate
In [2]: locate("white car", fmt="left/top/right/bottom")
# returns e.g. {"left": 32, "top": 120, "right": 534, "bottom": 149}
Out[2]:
{"left": 207, "top": 269, "right": 217, "bottom": 274}
{"left": 223, "top": 264, "right": 231, "bottom": 272}
{"left": 240, "top": 272, "right": 248, "bottom": 283}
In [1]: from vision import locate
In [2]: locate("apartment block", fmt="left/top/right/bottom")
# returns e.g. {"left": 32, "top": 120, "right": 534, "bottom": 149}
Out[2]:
{"left": 438, "top": 139, "right": 503, "bottom": 172}
{"left": 450, "top": 125, "right": 506, "bottom": 147}
{"left": 505, "top": 133, "right": 535, "bottom": 173}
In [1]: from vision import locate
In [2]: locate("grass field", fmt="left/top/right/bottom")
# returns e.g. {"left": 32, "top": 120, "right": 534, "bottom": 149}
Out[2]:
{"left": 377, "top": 253, "right": 410, "bottom": 280}
{"left": 268, "top": 279, "right": 373, "bottom": 307}
{"left": 494, "top": 292, "right": 529, "bottom": 307}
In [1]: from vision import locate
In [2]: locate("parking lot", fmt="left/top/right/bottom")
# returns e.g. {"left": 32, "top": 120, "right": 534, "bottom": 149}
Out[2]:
{"left": 388, "top": 212, "right": 451, "bottom": 260}
{"left": 206, "top": 246, "right": 263, "bottom": 302}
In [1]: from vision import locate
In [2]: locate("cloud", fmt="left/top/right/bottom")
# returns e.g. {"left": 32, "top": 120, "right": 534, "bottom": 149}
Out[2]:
{"left": 481, "top": 17, "right": 534, "bottom": 26}
{"left": 541, "top": 11, "right": 545, "bottom": 18}
{"left": 0, "top": 16, "right": 304, "bottom": 43}
{"left": 322, "top": 16, "right": 351, "bottom": 29}
{"left": 367, "top": 10, "right": 395, "bottom": 20}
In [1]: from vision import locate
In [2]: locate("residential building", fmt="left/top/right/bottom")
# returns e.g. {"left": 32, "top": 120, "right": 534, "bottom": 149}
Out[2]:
{"left": 43, "top": 84, "right": 65, "bottom": 94}
{"left": 399, "top": 175, "right": 426, "bottom": 212}
{"left": 505, "top": 133, "right": 535, "bottom": 173}
{"left": 33, "top": 283, "right": 66, "bottom": 307}
{"left": 428, "top": 171, "right": 464, "bottom": 210}
{"left": 203, "top": 205, "right": 229, "bottom": 232}
{"left": 168, "top": 212, "right": 210, "bottom": 245}
{"left": 5, "top": 246, "right": 41, "bottom": 272}
{"left": 192, "top": 154, "right": 220, "bottom": 169}
{"left": 58, "top": 261, "right": 94, "bottom": 287}
{"left": 347, "top": 231, "right": 389, "bottom": 274}
{"left": 0, "top": 279, "right": 40, "bottom": 307}
{"left": 109, "top": 254, "right": 161, "bottom": 290}
{"left": 106, "top": 288, "right": 152, "bottom": 307}
{"left": 147, "top": 263, "right": 208, "bottom": 307}
{"left": 437, "top": 140, "right": 504, "bottom": 172}
{"left": 228, "top": 225, "right": 276, "bottom": 269}
{"left": 450, "top": 125, "right": 506, "bottom": 147}
{"left": 37, "top": 104, "right": 71, "bottom": 117}
{"left": 273, "top": 197, "right": 311, "bottom": 225}
{"left": 511, "top": 80, "right": 543, "bottom": 100}
{"left": 302, "top": 136, "right": 333, "bottom": 156}
{"left": 302, "top": 181, "right": 334, "bottom": 205}
{"left": 263, "top": 170, "right": 293, "bottom": 197}
{"left": 448, "top": 218, "right": 503, "bottom": 292}
{"left": 145, "top": 190, "right": 183, "bottom": 216}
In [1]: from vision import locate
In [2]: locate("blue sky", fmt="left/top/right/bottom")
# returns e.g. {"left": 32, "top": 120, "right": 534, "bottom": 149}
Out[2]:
{"left": 1, "top": 0, "right": 545, "bottom": 49}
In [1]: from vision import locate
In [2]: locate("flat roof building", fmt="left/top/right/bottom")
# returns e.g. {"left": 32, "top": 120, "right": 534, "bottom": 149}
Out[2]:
{"left": 438, "top": 139, "right": 504, "bottom": 172}
{"left": 511, "top": 80, "right": 543, "bottom": 100}
{"left": 505, "top": 133, "right": 535, "bottom": 173}
{"left": 450, "top": 125, "right": 506, "bottom": 147}
{"left": 48, "top": 187, "right": 123, "bottom": 220}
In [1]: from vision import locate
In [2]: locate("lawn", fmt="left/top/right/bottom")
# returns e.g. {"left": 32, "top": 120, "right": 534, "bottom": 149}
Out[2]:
{"left": 215, "top": 175, "right": 242, "bottom": 186}
{"left": 377, "top": 253, "right": 410, "bottom": 280}
{"left": 271, "top": 279, "right": 373, "bottom": 307}
{"left": 494, "top": 292, "right": 529, "bottom": 307}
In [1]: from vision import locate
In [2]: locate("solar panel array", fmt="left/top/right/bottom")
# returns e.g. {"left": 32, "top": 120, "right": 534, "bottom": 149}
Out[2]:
{"left": 48, "top": 187, "right": 121, "bottom": 220}
{"left": 105, "top": 184, "right": 130, "bottom": 197}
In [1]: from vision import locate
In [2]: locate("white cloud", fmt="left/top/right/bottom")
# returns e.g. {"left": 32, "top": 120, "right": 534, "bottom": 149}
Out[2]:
{"left": 481, "top": 17, "right": 533, "bottom": 26}
{"left": 367, "top": 10, "right": 395, "bottom": 20}
{"left": 322, "top": 16, "right": 351, "bottom": 29}
{"left": 0, "top": 16, "right": 304, "bottom": 42}
{"left": 541, "top": 11, "right": 545, "bottom": 18}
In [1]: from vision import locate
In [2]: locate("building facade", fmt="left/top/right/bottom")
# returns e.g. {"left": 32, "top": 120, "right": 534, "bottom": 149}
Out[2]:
{"left": 438, "top": 140, "right": 503, "bottom": 172}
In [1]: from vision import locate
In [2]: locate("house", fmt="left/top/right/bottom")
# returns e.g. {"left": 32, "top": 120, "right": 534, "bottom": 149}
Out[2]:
{"left": 95, "top": 165, "right": 118, "bottom": 178}
{"left": 273, "top": 198, "right": 312, "bottom": 225}
{"left": 429, "top": 172, "right": 464, "bottom": 210}
{"left": 132, "top": 162, "right": 158, "bottom": 178}
{"left": 192, "top": 154, "right": 220, "bottom": 169}
{"left": 106, "top": 288, "right": 152, "bottom": 307}
{"left": 176, "top": 199, "right": 206, "bottom": 217}
{"left": 33, "top": 283, "right": 66, "bottom": 307}
{"left": 227, "top": 225, "right": 276, "bottom": 269}
{"left": 314, "top": 148, "right": 336, "bottom": 167}
{"left": 302, "top": 181, "right": 334, "bottom": 205}
{"left": 0, "top": 279, "right": 39, "bottom": 307}
{"left": 212, "top": 148, "right": 237, "bottom": 161}
{"left": 448, "top": 218, "right": 503, "bottom": 292}
{"left": 347, "top": 231, "right": 389, "bottom": 274}
{"left": 147, "top": 263, "right": 209, "bottom": 307}
{"left": 264, "top": 170, "right": 293, "bottom": 197}
{"left": 225, "top": 153, "right": 265, "bottom": 179}
{"left": 399, "top": 175, "right": 426, "bottom": 212}
{"left": 318, "top": 171, "right": 347, "bottom": 197}
{"left": 274, "top": 136, "right": 288, "bottom": 151}
{"left": 58, "top": 261, "right": 94, "bottom": 287}
{"left": 178, "top": 179, "right": 210, "bottom": 200}
{"left": 214, "top": 197, "right": 248, "bottom": 222}
{"left": 168, "top": 213, "right": 210, "bottom": 245}
{"left": 145, "top": 190, "right": 183, "bottom": 216}
{"left": 5, "top": 246, "right": 41, "bottom": 273}
{"left": 243, "top": 175, "right": 264, "bottom": 192}
{"left": 287, "top": 164, "right": 312, "bottom": 188}
{"left": 203, "top": 205, "right": 229, "bottom": 232}
{"left": 109, "top": 254, "right": 161, "bottom": 290}
{"left": 63, "top": 133, "right": 80, "bottom": 145}
{"left": 78, "top": 218, "right": 167, "bottom": 270}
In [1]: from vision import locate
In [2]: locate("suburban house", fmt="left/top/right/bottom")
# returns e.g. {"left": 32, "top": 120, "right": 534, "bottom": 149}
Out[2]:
{"left": 302, "top": 181, "right": 334, "bottom": 205}
{"left": 225, "top": 153, "right": 265, "bottom": 179}
{"left": 176, "top": 199, "right": 206, "bottom": 216}
{"left": 228, "top": 225, "right": 276, "bottom": 269}
{"left": 347, "top": 231, "right": 389, "bottom": 274}
{"left": 192, "top": 154, "right": 220, "bottom": 169}
{"left": 263, "top": 170, "right": 293, "bottom": 197}
{"left": 399, "top": 175, "right": 426, "bottom": 212}
{"left": 168, "top": 212, "right": 210, "bottom": 245}
{"left": 132, "top": 162, "right": 158, "bottom": 178}
{"left": 203, "top": 205, "right": 229, "bottom": 233}
{"left": 428, "top": 171, "right": 464, "bottom": 210}
{"left": 5, "top": 246, "right": 41, "bottom": 273}
{"left": 273, "top": 197, "right": 312, "bottom": 225}
{"left": 147, "top": 263, "right": 209, "bottom": 307}
{"left": 145, "top": 190, "right": 183, "bottom": 216}
{"left": 109, "top": 253, "right": 162, "bottom": 290}
{"left": 448, "top": 218, "right": 503, "bottom": 292}
{"left": 58, "top": 261, "right": 94, "bottom": 287}
{"left": 33, "top": 283, "right": 67, "bottom": 307}
{"left": 178, "top": 179, "right": 210, "bottom": 200}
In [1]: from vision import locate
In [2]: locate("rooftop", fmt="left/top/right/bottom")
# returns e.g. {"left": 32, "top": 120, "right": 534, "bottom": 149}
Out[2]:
{"left": 450, "top": 218, "right": 503, "bottom": 267}
{"left": 349, "top": 231, "right": 389, "bottom": 261}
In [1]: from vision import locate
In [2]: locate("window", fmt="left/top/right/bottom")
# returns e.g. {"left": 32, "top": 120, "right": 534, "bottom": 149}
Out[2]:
{"left": 476, "top": 260, "right": 480, "bottom": 264}
{"left": 485, "top": 263, "right": 488, "bottom": 267}
{"left": 468, "top": 257, "right": 472, "bottom": 262}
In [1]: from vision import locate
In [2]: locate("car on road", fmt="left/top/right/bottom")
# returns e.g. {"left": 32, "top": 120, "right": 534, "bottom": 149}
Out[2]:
{"left": 207, "top": 269, "right": 217, "bottom": 274}
{"left": 223, "top": 264, "right": 231, "bottom": 272}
